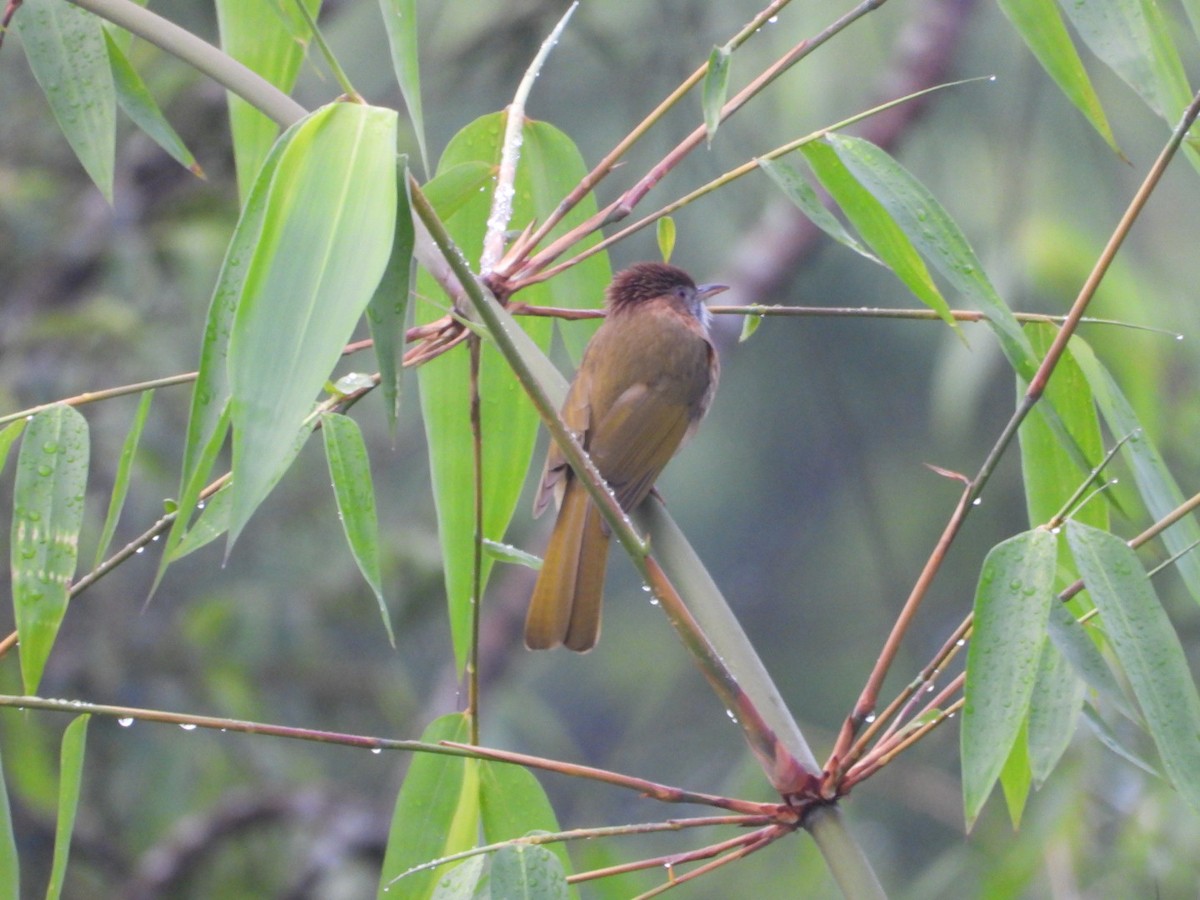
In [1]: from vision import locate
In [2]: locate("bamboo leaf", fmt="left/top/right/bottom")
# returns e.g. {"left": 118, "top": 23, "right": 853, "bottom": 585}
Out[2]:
{"left": 45, "top": 715, "right": 89, "bottom": 900}
{"left": 378, "top": 714, "right": 478, "bottom": 899}
{"left": 0, "top": 746, "right": 19, "bottom": 899}
{"left": 491, "top": 845, "right": 568, "bottom": 900}
{"left": 998, "top": 718, "right": 1031, "bottom": 828}
{"left": 93, "top": 390, "right": 153, "bottom": 568}
{"left": 1067, "top": 521, "right": 1200, "bottom": 815}
{"left": 322, "top": 413, "right": 393, "bottom": 645}
{"left": 11, "top": 406, "right": 90, "bottom": 695}
{"left": 656, "top": 216, "right": 676, "bottom": 264}
{"left": 1027, "top": 636, "right": 1085, "bottom": 787}
{"left": 962, "top": 529, "right": 1057, "bottom": 829}
{"left": 1059, "top": 0, "right": 1192, "bottom": 127}
{"left": 757, "top": 157, "right": 879, "bottom": 263}
{"left": 168, "top": 485, "right": 231, "bottom": 562}
{"left": 0, "top": 422, "right": 25, "bottom": 477}
{"left": 378, "top": 0, "right": 429, "bottom": 175}
{"left": 702, "top": 44, "right": 732, "bottom": 144}
{"left": 228, "top": 101, "right": 398, "bottom": 549}
{"left": 416, "top": 112, "right": 609, "bottom": 669}
{"left": 821, "top": 134, "right": 1041, "bottom": 377}
{"left": 798, "top": 139, "right": 958, "bottom": 334}
{"left": 997, "top": 0, "right": 1121, "bottom": 155}
{"left": 1018, "top": 323, "right": 1107, "bottom": 530}
{"left": 1045, "top": 598, "right": 1139, "bottom": 724}
{"left": 215, "top": 0, "right": 322, "bottom": 198}
{"left": 368, "top": 158, "right": 414, "bottom": 428}
{"left": 104, "top": 30, "right": 201, "bottom": 177}
{"left": 480, "top": 761, "right": 572, "bottom": 885}
{"left": 156, "top": 115, "right": 305, "bottom": 594}
{"left": 16, "top": 0, "right": 115, "bottom": 201}
{"left": 1070, "top": 337, "right": 1200, "bottom": 605}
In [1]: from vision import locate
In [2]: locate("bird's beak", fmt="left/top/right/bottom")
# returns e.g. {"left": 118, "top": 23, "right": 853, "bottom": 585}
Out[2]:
{"left": 696, "top": 283, "right": 729, "bottom": 301}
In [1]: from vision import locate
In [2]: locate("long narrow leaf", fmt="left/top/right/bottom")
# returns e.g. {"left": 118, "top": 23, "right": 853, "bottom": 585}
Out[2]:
{"left": 378, "top": 714, "right": 478, "bottom": 899}
{"left": 1018, "top": 323, "right": 1107, "bottom": 531}
{"left": 214, "top": 0, "right": 321, "bottom": 198}
{"left": 93, "top": 390, "right": 153, "bottom": 568}
{"left": 368, "top": 158, "right": 414, "bottom": 428}
{"left": 702, "top": 44, "right": 732, "bottom": 143}
{"left": 0, "top": 746, "right": 19, "bottom": 899}
{"left": 997, "top": 0, "right": 1121, "bottom": 155}
{"left": 104, "top": 30, "right": 201, "bottom": 177}
{"left": 16, "top": 0, "right": 115, "bottom": 201}
{"left": 480, "top": 761, "right": 572, "bottom": 885}
{"left": 1027, "top": 637, "right": 1085, "bottom": 787}
{"left": 1067, "top": 521, "right": 1200, "bottom": 815}
{"left": 0, "top": 422, "right": 25, "bottom": 476}
{"left": 1045, "top": 598, "right": 1139, "bottom": 724}
{"left": 46, "top": 715, "right": 90, "bottom": 900}
{"left": 227, "top": 101, "right": 398, "bottom": 549}
{"left": 822, "top": 134, "right": 1040, "bottom": 377}
{"left": 155, "top": 117, "right": 305, "bottom": 594}
{"left": 962, "top": 529, "right": 1057, "bottom": 829}
{"left": 11, "top": 406, "right": 90, "bottom": 695}
{"left": 798, "top": 139, "right": 957, "bottom": 332}
{"left": 757, "top": 158, "right": 879, "bottom": 263}
{"left": 1070, "top": 337, "right": 1200, "bottom": 604}
{"left": 1059, "top": 0, "right": 1191, "bottom": 126}
{"left": 321, "top": 413, "right": 393, "bottom": 645}
{"left": 416, "top": 112, "right": 609, "bottom": 668}
{"left": 377, "top": 0, "right": 428, "bottom": 175}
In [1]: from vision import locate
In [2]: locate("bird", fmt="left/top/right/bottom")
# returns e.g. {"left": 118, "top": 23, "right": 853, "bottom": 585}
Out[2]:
{"left": 524, "top": 262, "right": 727, "bottom": 651}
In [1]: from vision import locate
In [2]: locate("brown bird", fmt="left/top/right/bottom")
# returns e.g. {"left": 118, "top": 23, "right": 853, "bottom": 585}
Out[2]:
{"left": 525, "top": 262, "right": 726, "bottom": 651}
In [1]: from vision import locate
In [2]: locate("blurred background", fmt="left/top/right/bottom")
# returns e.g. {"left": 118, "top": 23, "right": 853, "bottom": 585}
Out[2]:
{"left": 2, "top": 0, "right": 1200, "bottom": 896}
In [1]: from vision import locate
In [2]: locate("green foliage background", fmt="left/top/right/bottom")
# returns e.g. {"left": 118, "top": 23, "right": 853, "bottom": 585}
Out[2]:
{"left": 1, "top": 0, "right": 1200, "bottom": 896}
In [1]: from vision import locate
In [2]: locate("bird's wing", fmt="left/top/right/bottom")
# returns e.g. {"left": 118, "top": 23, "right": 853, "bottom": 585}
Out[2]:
{"left": 588, "top": 382, "right": 693, "bottom": 512}
{"left": 533, "top": 364, "right": 593, "bottom": 518}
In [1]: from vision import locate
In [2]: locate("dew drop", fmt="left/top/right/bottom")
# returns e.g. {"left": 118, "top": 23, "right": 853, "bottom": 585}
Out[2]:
{"left": 135, "top": 547, "right": 145, "bottom": 554}
{"left": 371, "top": 748, "right": 382, "bottom": 755}
{"left": 864, "top": 713, "right": 877, "bottom": 724}
{"left": 118, "top": 717, "right": 134, "bottom": 727}
{"left": 179, "top": 723, "right": 197, "bottom": 731}
{"left": 955, "top": 638, "right": 966, "bottom": 647}
{"left": 972, "top": 497, "right": 982, "bottom": 506}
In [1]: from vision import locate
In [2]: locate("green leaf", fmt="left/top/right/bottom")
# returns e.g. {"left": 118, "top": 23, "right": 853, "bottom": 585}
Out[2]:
{"left": 431, "top": 856, "right": 486, "bottom": 898}
{"left": 93, "top": 390, "right": 153, "bottom": 568}
{"left": 228, "top": 101, "right": 398, "bottom": 549}
{"left": 1070, "top": 337, "right": 1200, "bottom": 605}
{"left": 1058, "top": 0, "right": 1192, "bottom": 127}
{"left": 104, "top": 30, "right": 201, "bottom": 177}
{"left": 378, "top": 0, "right": 428, "bottom": 175}
{"left": 416, "top": 112, "right": 609, "bottom": 669}
{"left": 656, "top": 216, "right": 676, "bottom": 264}
{"left": 1018, "top": 323, "right": 1107, "bottom": 530}
{"left": 997, "top": 0, "right": 1121, "bottom": 155}
{"left": 156, "top": 116, "right": 306, "bottom": 594}
{"left": 168, "top": 485, "right": 231, "bottom": 562}
{"left": 1067, "top": 521, "right": 1200, "bottom": 816}
{"left": 379, "top": 714, "right": 478, "bottom": 900}
{"left": 1081, "top": 703, "right": 1161, "bottom": 777}
{"left": 491, "top": 845, "right": 569, "bottom": 900}
{"left": 215, "top": 0, "right": 322, "bottom": 198}
{"left": 702, "top": 44, "right": 731, "bottom": 144}
{"left": 1027, "top": 635, "right": 1085, "bottom": 787}
{"left": 16, "top": 0, "right": 115, "bottom": 201}
{"left": 11, "top": 406, "right": 90, "bottom": 695}
{"left": 321, "top": 413, "right": 393, "bottom": 645}
{"left": 757, "top": 158, "right": 879, "bottom": 263}
{"left": 821, "top": 134, "right": 1040, "bottom": 378}
{"left": 482, "top": 539, "right": 543, "bottom": 570}
{"left": 1045, "top": 598, "right": 1138, "bottom": 724}
{"left": 738, "top": 309, "right": 764, "bottom": 343}
{"left": 962, "top": 529, "right": 1057, "bottom": 829}
{"left": 998, "top": 717, "right": 1031, "bottom": 828}
{"left": 368, "top": 159, "right": 414, "bottom": 428}
{"left": 480, "top": 761, "right": 572, "bottom": 887}
{"left": 0, "top": 421, "right": 26, "bottom": 477}
{"left": 798, "top": 139, "right": 957, "bottom": 334}
{"left": 46, "top": 715, "right": 89, "bottom": 900}
{"left": 0, "top": 746, "right": 19, "bottom": 899}
{"left": 422, "top": 161, "right": 496, "bottom": 221}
